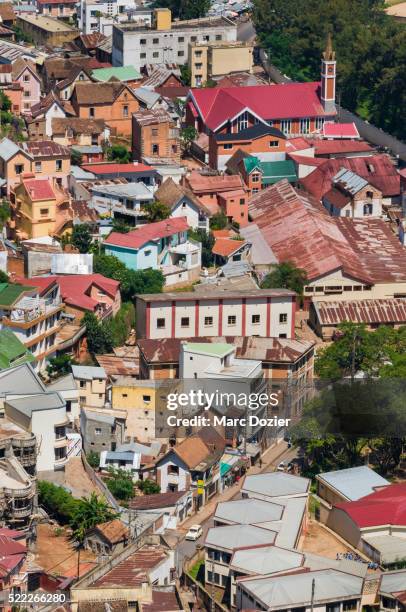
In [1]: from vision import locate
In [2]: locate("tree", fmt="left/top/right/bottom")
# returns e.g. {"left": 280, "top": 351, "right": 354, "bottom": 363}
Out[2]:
{"left": 152, "top": 0, "right": 210, "bottom": 21}
{"left": 179, "top": 64, "right": 191, "bottom": 86}
{"left": 70, "top": 149, "right": 83, "bottom": 166}
{"left": 111, "top": 219, "right": 132, "bottom": 233}
{"left": 38, "top": 480, "right": 79, "bottom": 524}
{"left": 188, "top": 228, "right": 215, "bottom": 268}
{"left": 180, "top": 126, "right": 198, "bottom": 155}
{"left": 71, "top": 224, "right": 92, "bottom": 254}
{"left": 47, "top": 354, "right": 75, "bottom": 378}
{"left": 70, "top": 492, "right": 117, "bottom": 542}
{"left": 261, "top": 262, "right": 307, "bottom": 297}
{"left": 83, "top": 311, "right": 114, "bottom": 354}
{"left": 93, "top": 254, "right": 164, "bottom": 301}
{"left": 209, "top": 211, "right": 227, "bottom": 231}
{"left": 107, "top": 144, "right": 131, "bottom": 163}
{"left": 145, "top": 201, "right": 171, "bottom": 222}
{"left": 0, "top": 270, "right": 8, "bottom": 283}
{"left": 106, "top": 467, "right": 135, "bottom": 501}
{"left": 136, "top": 479, "right": 160, "bottom": 495}
{"left": 0, "top": 199, "right": 10, "bottom": 230}
{"left": 0, "top": 91, "right": 11, "bottom": 113}
{"left": 109, "top": 301, "right": 135, "bottom": 346}
{"left": 86, "top": 451, "right": 100, "bottom": 469}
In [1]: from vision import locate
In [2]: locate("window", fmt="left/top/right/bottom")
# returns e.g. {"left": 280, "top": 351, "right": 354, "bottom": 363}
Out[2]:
{"left": 181, "top": 317, "right": 190, "bottom": 327}
{"left": 221, "top": 575, "right": 227, "bottom": 586}
{"left": 143, "top": 395, "right": 151, "bottom": 402}
{"left": 204, "top": 316, "right": 213, "bottom": 326}
{"left": 191, "top": 36, "right": 197, "bottom": 42}
{"left": 342, "top": 601, "right": 358, "bottom": 612}
{"left": 168, "top": 465, "right": 179, "bottom": 475}
{"left": 269, "top": 140, "right": 279, "bottom": 147}
{"left": 15, "top": 164, "right": 24, "bottom": 174}
{"left": 56, "top": 159, "right": 62, "bottom": 171}
{"left": 140, "top": 38, "right": 146, "bottom": 45}
{"left": 40, "top": 208, "right": 49, "bottom": 217}
{"left": 252, "top": 314, "right": 260, "bottom": 324}
{"left": 251, "top": 173, "right": 260, "bottom": 183}
{"left": 195, "top": 63, "right": 202, "bottom": 69}
{"left": 237, "top": 111, "right": 249, "bottom": 131}
{"left": 157, "top": 318, "right": 165, "bottom": 328}
{"left": 178, "top": 36, "right": 184, "bottom": 42}
{"left": 279, "top": 313, "right": 288, "bottom": 323}
{"left": 80, "top": 396, "right": 86, "bottom": 404}
{"left": 123, "top": 105, "right": 128, "bottom": 117}
{"left": 204, "top": 35, "right": 210, "bottom": 41}
{"left": 215, "top": 34, "right": 222, "bottom": 41}
{"left": 140, "top": 52, "right": 146, "bottom": 59}
{"left": 281, "top": 119, "right": 291, "bottom": 134}
{"left": 252, "top": 188, "right": 259, "bottom": 194}
{"left": 240, "top": 198, "right": 245, "bottom": 205}
{"left": 24, "top": 90, "right": 30, "bottom": 97}
{"left": 151, "top": 128, "right": 158, "bottom": 137}
{"left": 122, "top": 393, "right": 128, "bottom": 398}
{"left": 300, "top": 117, "right": 310, "bottom": 134}
{"left": 363, "top": 203, "right": 373, "bottom": 215}
{"left": 207, "top": 571, "right": 213, "bottom": 582}
{"left": 91, "top": 133, "right": 98, "bottom": 145}
{"left": 152, "top": 143, "right": 159, "bottom": 154}
{"left": 24, "top": 74, "right": 30, "bottom": 82}
{"left": 279, "top": 333, "right": 287, "bottom": 338}
{"left": 315, "top": 117, "right": 324, "bottom": 130}
{"left": 153, "top": 38, "right": 159, "bottom": 44}
{"left": 95, "top": 427, "right": 102, "bottom": 435}
{"left": 55, "top": 426, "right": 65, "bottom": 440}
{"left": 35, "top": 161, "right": 42, "bottom": 172}
{"left": 55, "top": 447, "right": 66, "bottom": 461}
{"left": 89, "top": 107, "right": 95, "bottom": 118}
{"left": 228, "top": 315, "right": 236, "bottom": 325}
{"left": 178, "top": 51, "right": 184, "bottom": 57}
{"left": 223, "top": 143, "right": 232, "bottom": 150}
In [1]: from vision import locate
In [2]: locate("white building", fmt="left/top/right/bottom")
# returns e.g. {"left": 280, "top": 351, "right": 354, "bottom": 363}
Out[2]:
{"left": 51, "top": 254, "right": 93, "bottom": 275}
{"left": 112, "top": 9, "right": 237, "bottom": 71}
{"left": 47, "top": 373, "right": 80, "bottom": 424}
{"left": 72, "top": 365, "right": 107, "bottom": 408}
{"left": 79, "top": 0, "right": 151, "bottom": 35}
{"left": 135, "top": 288, "right": 296, "bottom": 340}
{"left": 89, "top": 181, "right": 154, "bottom": 226}
{"left": 322, "top": 168, "right": 383, "bottom": 218}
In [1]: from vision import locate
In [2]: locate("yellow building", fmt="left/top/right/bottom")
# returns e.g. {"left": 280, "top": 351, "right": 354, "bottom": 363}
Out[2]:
{"left": 111, "top": 378, "right": 173, "bottom": 442}
{"left": 188, "top": 40, "right": 254, "bottom": 87}
{"left": 11, "top": 176, "right": 59, "bottom": 240}
{"left": 16, "top": 14, "right": 79, "bottom": 47}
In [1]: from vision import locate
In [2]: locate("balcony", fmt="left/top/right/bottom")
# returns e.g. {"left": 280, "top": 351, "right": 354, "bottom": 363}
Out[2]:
{"left": 7, "top": 296, "right": 62, "bottom": 324}
{"left": 10, "top": 504, "right": 33, "bottom": 518}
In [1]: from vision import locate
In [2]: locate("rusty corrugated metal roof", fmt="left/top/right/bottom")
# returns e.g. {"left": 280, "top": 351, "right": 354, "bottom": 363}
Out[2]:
{"left": 313, "top": 298, "right": 406, "bottom": 326}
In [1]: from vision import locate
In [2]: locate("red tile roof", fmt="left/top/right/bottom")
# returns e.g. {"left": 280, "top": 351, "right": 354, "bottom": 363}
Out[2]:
{"left": 23, "top": 274, "right": 119, "bottom": 312}
{"left": 186, "top": 171, "right": 244, "bottom": 194}
{"left": 81, "top": 162, "right": 153, "bottom": 175}
{"left": 23, "top": 178, "right": 55, "bottom": 201}
{"left": 104, "top": 217, "right": 189, "bottom": 249}
{"left": 288, "top": 153, "right": 325, "bottom": 167}
{"left": 248, "top": 179, "right": 406, "bottom": 284}
{"left": 212, "top": 237, "right": 246, "bottom": 258}
{"left": 24, "top": 140, "right": 70, "bottom": 158}
{"left": 92, "top": 545, "right": 167, "bottom": 587}
{"left": 301, "top": 155, "right": 400, "bottom": 198}
{"left": 313, "top": 298, "right": 406, "bottom": 326}
{"left": 308, "top": 139, "right": 373, "bottom": 156}
{"left": 322, "top": 122, "right": 359, "bottom": 138}
{"left": 142, "top": 590, "right": 181, "bottom": 612}
{"left": 128, "top": 490, "right": 188, "bottom": 510}
{"left": 336, "top": 483, "right": 406, "bottom": 528}
{"left": 189, "top": 82, "right": 333, "bottom": 132}
{"left": 286, "top": 137, "right": 313, "bottom": 153}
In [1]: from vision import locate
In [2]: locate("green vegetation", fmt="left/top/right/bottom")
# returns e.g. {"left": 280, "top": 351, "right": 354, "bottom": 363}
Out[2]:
{"left": 107, "top": 144, "right": 131, "bottom": 164}
{"left": 261, "top": 262, "right": 307, "bottom": 297}
{"left": 136, "top": 479, "right": 160, "bottom": 495}
{"left": 0, "top": 199, "right": 10, "bottom": 230}
{"left": 0, "top": 271, "right": 8, "bottom": 283}
{"left": 189, "top": 559, "right": 205, "bottom": 581}
{"left": 111, "top": 219, "right": 132, "bottom": 233}
{"left": 109, "top": 301, "right": 135, "bottom": 347}
{"left": 252, "top": 0, "right": 406, "bottom": 139}
{"left": 188, "top": 228, "right": 215, "bottom": 267}
{"left": 152, "top": 0, "right": 210, "bottom": 21}
{"left": 180, "top": 126, "right": 198, "bottom": 155}
{"left": 146, "top": 200, "right": 171, "bottom": 222}
{"left": 180, "top": 64, "right": 191, "bottom": 86}
{"left": 94, "top": 254, "right": 164, "bottom": 301}
{"left": 83, "top": 311, "right": 114, "bottom": 355}
{"left": 70, "top": 224, "right": 93, "bottom": 254}
{"left": 86, "top": 451, "right": 100, "bottom": 469}
{"left": 209, "top": 211, "right": 228, "bottom": 231}
{"left": 70, "top": 149, "right": 83, "bottom": 166}
{"left": 106, "top": 467, "right": 135, "bottom": 501}
{"left": 46, "top": 354, "right": 76, "bottom": 378}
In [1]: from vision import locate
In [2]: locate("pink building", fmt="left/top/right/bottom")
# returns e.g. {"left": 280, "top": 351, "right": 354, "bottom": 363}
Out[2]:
{"left": 36, "top": 0, "right": 77, "bottom": 18}
{"left": 11, "top": 58, "right": 41, "bottom": 116}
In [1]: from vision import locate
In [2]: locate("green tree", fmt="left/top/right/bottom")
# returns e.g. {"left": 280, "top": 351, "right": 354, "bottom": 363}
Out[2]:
{"left": 261, "top": 262, "right": 307, "bottom": 297}
{"left": 109, "top": 301, "right": 135, "bottom": 346}
{"left": 86, "top": 451, "right": 100, "bottom": 469}
{"left": 83, "top": 311, "right": 114, "bottom": 354}
{"left": 189, "top": 228, "right": 215, "bottom": 268}
{"left": 153, "top": 0, "right": 210, "bottom": 19}
{"left": 209, "top": 211, "right": 228, "bottom": 231}
{"left": 180, "top": 126, "right": 198, "bottom": 155}
{"left": 0, "top": 91, "right": 11, "bottom": 113}
{"left": 70, "top": 492, "right": 117, "bottom": 542}
{"left": 0, "top": 270, "right": 8, "bottom": 283}
{"left": 38, "top": 481, "right": 79, "bottom": 524}
{"left": 180, "top": 64, "right": 191, "bottom": 86}
{"left": 70, "top": 149, "right": 83, "bottom": 166}
{"left": 0, "top": 199, "right": 10, "bottom": 230}
{"left": 46, "top": 354, "right": 75, "bottom": 378}
{"left": 106, "top": 467, "right": 135, "bottom": 501}
{"left": 107, "top": 144, "right": 131, "bottom": 163}
{"left": 93, "top": 254, "right": 164, "bottom": 301}
{"left": 136, "top": 479, "right": 160, "bottom": 495}
{"left": 111, "top": 219, "right": 132, "bottom": 233}
{"left": 71, "top": 224, "right": 92, "bottom": 254}
{"left": 146, "top": 201, "right": 171, "bottom": 222}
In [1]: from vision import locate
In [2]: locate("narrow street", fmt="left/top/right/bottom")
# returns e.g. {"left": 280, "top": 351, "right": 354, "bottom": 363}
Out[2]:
{"left": 175, "top": 441, "right": 297, "bottom": 570}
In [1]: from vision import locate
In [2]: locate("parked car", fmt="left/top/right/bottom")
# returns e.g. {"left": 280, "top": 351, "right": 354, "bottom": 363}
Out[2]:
{"left": 277, "top": 461, "right": 286, "bottom": 472}
{"left": 185, "top": 525, "right": 203, "bottom": 541}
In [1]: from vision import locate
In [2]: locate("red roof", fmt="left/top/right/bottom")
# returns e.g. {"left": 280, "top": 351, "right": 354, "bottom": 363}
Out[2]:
{"left": 81, "top": 162, "right": 153, "bottom": 175}
{"left": 288, "top": 153, "right": 325, "bottom": 167}
{"left": 92, "top": 545, "right": 166, "bottom": 587}
{"left": 322, "top": 122, "right": 359, "bottom": 138}
{"left": 308, "top": 139, "right": 373, "bottom": 156}
{"left": 104, "top": 217, "right": 189, "bottom": 249}
{"left": 24, "top": 274, "right": 119, "bottom": 312}
{"left": 186, "top": 171, "right": 244, "bottom": 194}
{"left": 23, "top": 178, "right": 55, "bottom": 201}
{"left": 336, "top": 482, "right": 406, "bottom": 528}
{"left": 212, "top": 237, "right": 246, "bottom": 258}
{"left": 301, "top": 155, "right": 400, "bottom": 198}
{"left": 189, "top": 82, "right": 334, "bottom": 132}
{"left": 286, "top": 137, "right": 313, "bottom": 153}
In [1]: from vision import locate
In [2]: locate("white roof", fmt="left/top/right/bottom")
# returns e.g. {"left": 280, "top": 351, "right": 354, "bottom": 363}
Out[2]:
{"left": 317, "top": 466, "right": 389, "bottom": 501}
{"left": 0, "top": 137, "right": 21, "bottom": 162}
{"left": 205, "top": 524, "right": 276, "bottom": 552}
{"left": 215, "top": 498, "right": 283, "bottom": 524}
{"left": 380, "top": 570, "right": 406, "bottom": 595}
{"left": 71, "top": 365, "right": 107, "bottom": 381}
{"left": 91, "top": 181, "right": 154, "bottom": 199}
{"left": 242, "top": 472, "right": 310, "bottom": 498}
{"left": 231, "top": 544, "right": 303, "bottom": 575}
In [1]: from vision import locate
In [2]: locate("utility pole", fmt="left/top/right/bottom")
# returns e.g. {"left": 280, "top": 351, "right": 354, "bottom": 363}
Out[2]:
{"left": 310, "top": 577, "right": 315, "bottom": 612}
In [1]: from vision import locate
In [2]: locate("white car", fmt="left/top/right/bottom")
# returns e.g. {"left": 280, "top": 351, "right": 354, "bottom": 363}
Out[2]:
{"left": 277, "top": 461, "right": 286, "bottom": 472}
{"left": 185, "top": 525, "right": 203, "bottom": 541}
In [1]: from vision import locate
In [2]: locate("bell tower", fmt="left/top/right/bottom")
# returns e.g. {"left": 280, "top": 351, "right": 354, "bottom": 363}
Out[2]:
{"left": 321, "top": 33, "right": 336, "bottom": 113}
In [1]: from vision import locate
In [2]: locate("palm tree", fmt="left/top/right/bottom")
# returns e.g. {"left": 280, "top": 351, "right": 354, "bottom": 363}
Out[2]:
{"left": 70, "top": 492, "right": 117, "bottom": 543}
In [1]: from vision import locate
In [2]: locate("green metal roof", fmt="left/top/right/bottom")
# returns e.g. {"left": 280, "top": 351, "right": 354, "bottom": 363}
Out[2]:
{"left": 220, "top": 462, "right": 232, "bottom": 477}
{"left": 0, "top": 283, "right": 35, "bottom": 308}
{"left": 184, "top": 343, "right": 234, "bottom": 358}
{"left": 91, "top": 66, "right": 142, "bottom": 82}
{"left": 0, "top": 329, "right": 35, "bottom": 370}
{"left": 243, "top": 157, "right": 297, "bottom": 185}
